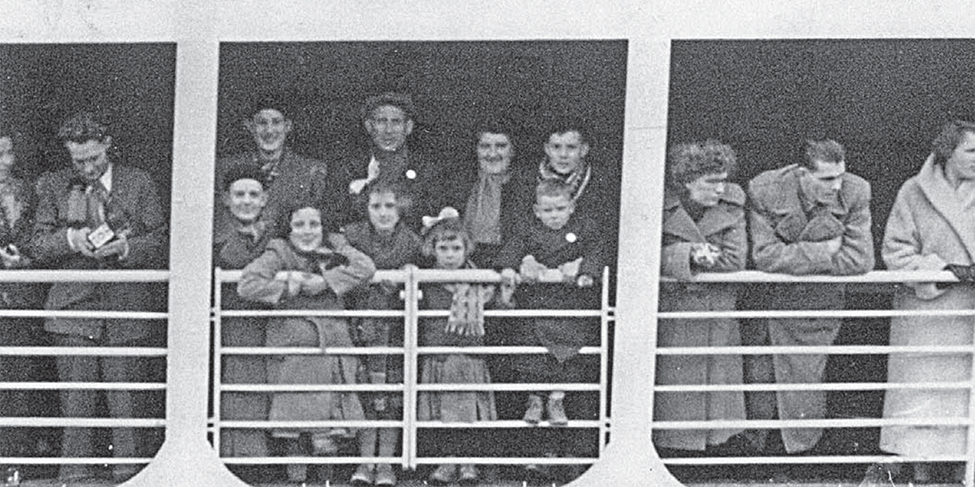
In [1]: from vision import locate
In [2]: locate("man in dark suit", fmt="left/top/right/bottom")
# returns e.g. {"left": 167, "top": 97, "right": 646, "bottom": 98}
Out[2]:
{"left": 31, "top": 112, "right": 168, "bottom": 483}
{"left": 335, "top": 92, "right": 448, "bottom": 229}
{"left": 215, "top": 101, "right": 339, "bottom": 237}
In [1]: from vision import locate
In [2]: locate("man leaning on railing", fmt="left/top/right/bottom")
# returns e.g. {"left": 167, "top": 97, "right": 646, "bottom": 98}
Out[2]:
{"left": 742, "top": 138, "right": 874, "bottom": 480}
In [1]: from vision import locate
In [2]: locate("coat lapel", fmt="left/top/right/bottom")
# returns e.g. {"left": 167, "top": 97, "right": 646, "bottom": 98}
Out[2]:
{"left": 662, "top": 190, "right": 741, "bottom": 242}
{"left": 916, "top": 154, "right": 975, "bottom": 260}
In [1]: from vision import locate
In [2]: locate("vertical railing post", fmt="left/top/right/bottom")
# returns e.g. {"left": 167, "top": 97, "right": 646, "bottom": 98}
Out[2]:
{"left": 212, "top": 268, "right": 223, "bottom": 455}
{"left": 402, "top": 265, "right": 420, "bottom": 469}
{"left": 966, "top": 336, "right": 975, "bottom": 486}
{"left": 128, "top": 9, "right": 248, "bottom": 484}
{"left": 599, "top": 266, "right": 611, "bottom": 454}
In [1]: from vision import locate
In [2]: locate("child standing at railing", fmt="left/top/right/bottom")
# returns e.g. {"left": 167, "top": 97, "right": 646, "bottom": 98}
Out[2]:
{"left": 416, "top": 208, "right": 515, "bottom": 485}
{"left": 497, "top": 179, "right": 607, "bottom": 481}
{"left": 344, "top": 182, "right": 422, "bottom": 486}
{"left": 238, "top": 203, "right": 375, "bottom": 484}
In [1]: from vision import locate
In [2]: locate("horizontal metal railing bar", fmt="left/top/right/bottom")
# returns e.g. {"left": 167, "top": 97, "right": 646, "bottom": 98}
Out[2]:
{"left": 660, "top": 455, "right": 968, "bottom": 465}
{"left": 222, "top": 384, "right": 402, "bottom": 392}
{"left": 0, "top": 346, "right": 167, "bottom": 356}
{"left": 0, "top": 418, "right": 164, "bottom": 427}
{"left": 0, "top": 457, "right": 151, "bottom": 465}
{"left": 221, "top": 455, "right": 402, "bottom": 465}
{"left": 653, "top": 381, "right": 971, "bottom": 392}
{"left": 221, "top": 308, "right": 601, "bottom": 318}
{"left": 0, "top": 381, "right": 166, "bottom": 390}
{"left": 219, "top": 419, "right": 601, "bottom": 429}
{"left": 218, "top": 268, "right": 572, "bottom": 284}
{"left": 220, "top": 456, "right": 597, "bottom": 465}
{"left": 222, "top": 383, "right": 599, "bottom": 393}
{"left": 661, "top": 269, "right": 957, "bottom": 283}
{"left": 0, "top": 310, "right": 167, "bottom": 319}
{"left": 219, "top": 345, "right": 603, "bottom": 355}
{"left": 654, "top": 345, "right": 975, "bottom": 355}
{"left": 652, "top": 417, "right": 970, "bottom": 429}
{"left": 220, "top": 420, "right": 403, "bottom": 429}
{"left": 413, "top": 383, "right": 600, "bottom": 392}
{"left": 413, "top": 457, "right": 596, "bottom": 465}
{"left": 418, "top": 309, "right": 602, "bottom": 318}
{"left": 220, "top": 309, "right": 403, "bottom": 318}
{"left": 415, "top": 420, "right": 602, "bottom": 428}
{"left": 660, "top": 308, "right": 975, "bottom": 319}
{"left": 0, "top": 269, "right": 170, "bottom": 283}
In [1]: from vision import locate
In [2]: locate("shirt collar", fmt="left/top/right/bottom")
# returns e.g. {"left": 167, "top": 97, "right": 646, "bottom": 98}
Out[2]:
{"left": 99, "top": 164, "right": 113, "bottom": 193}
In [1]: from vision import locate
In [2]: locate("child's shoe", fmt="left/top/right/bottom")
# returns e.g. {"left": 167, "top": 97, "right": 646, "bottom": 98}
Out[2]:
{"left": 311, "top": 434, "right": 339, "bottom": 456}
{"left": 546, "top": 396, "right": 569, "bottom": 425}
{"left": 286, "top": 464, "right": 307, "bottom": 483}
{"left": 350, "top": 464, "right": 374, "bottom": 485}
{"left": 429, "top": 464, "right": 457, "bottom": 484}
{"left": 523, "top": 394, "right": 544, "bottom": 424}
{"left": 283, "top": 439, "right": 307, "bottom": 482}
{"left": 458, "top": 464, "right": 479, "bottom": 483}
{"left": 375, "top": 463, "right": 397, "bottom": 486}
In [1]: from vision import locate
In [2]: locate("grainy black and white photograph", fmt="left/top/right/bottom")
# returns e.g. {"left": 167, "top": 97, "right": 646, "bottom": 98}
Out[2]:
{"left": 655, "top": 39, "right": 975, "bottom": 487}
{"left": 1, "top": 2, "right": 973, "bottom": 487}
{"left": 211, "top": 40, "right": 625, "bottom": 486}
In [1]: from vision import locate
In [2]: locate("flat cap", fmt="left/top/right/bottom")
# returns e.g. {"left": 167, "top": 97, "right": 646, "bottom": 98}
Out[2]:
{"left": 361, "top": 92, "right": 415, "bottom": 121}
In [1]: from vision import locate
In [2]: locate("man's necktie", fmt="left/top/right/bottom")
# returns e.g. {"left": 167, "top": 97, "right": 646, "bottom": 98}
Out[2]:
{"left": 86, "top": 181, "right": 107, "bottom": 228}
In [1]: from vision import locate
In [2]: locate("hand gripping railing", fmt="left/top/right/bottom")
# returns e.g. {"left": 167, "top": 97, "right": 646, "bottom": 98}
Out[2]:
{"left": 0, "top": 269, "right": 169, "bottom": 471}
{"left": 212, "top": 266, "right": 613, "bottom": 472}
{"left": 654, "top": 269, "right": 975, "bottom": 486}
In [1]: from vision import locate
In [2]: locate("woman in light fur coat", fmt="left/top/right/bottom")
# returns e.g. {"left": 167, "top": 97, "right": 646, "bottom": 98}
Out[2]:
{"left": 880, "top": 120, "right": 975, "bottom": 484}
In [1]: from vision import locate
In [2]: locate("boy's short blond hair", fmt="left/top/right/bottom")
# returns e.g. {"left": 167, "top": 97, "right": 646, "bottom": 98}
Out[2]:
{"left": 535, "top": 179, "right": 574, "bottom": 202}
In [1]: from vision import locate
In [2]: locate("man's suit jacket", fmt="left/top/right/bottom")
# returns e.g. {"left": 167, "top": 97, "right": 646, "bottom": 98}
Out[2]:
{"left": 32, "top": 163, "right": 168, "bottom": 344}
{"left": 332, "top": 145, "right": 451, "bottom": 230}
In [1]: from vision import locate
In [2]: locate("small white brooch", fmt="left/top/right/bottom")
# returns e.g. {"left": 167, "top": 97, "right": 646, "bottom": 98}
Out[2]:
{"left": 406, "top": 169, "right": 417, "bottom": 180}
{"left": 565, "top": 232, "right": 577, "bottom": 243}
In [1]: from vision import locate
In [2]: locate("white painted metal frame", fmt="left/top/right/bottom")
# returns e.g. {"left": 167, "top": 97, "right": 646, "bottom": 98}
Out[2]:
{"left": 211, "top": 266, "right": 613, "bottom": 472}
{"left": 653, "top": 270, "right": 975, "bottom": 487}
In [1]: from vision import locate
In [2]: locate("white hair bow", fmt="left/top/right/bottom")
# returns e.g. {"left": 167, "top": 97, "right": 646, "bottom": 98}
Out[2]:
{"left": 421, "top": 206, "right": 460, "bottom": 230}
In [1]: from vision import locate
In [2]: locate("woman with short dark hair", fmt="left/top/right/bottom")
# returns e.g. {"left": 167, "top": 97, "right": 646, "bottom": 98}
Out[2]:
{"left": 654, "top": 140, "right": 749, "bottom": 456}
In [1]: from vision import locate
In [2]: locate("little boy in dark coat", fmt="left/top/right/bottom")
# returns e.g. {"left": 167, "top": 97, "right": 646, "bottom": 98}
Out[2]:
{"left": 497, "top": 179, "right": 607, "bottom": 477}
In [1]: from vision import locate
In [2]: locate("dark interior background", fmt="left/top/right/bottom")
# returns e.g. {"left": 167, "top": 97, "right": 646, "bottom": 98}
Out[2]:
{"left": 668, "top": 39, "right": 975, "bottom": 264}
{"left": 665, "top": 39, "right": 975, "bottom": 459}
{"left": 0, "top": 43, "right": 176, "bottom": 209}
{"left": 216, "top": 40, "right": 627, "bottom": 217}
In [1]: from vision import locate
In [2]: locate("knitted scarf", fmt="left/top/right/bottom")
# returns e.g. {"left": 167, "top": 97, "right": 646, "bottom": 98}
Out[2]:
{"left": 538, "top": 159, "right": 592, "bottom": 203}
{"left": 444, "top": 262, "right": 495, "bottom": 336}
{"left": 464, "top": 171, "right": 509, "bottom": 245}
